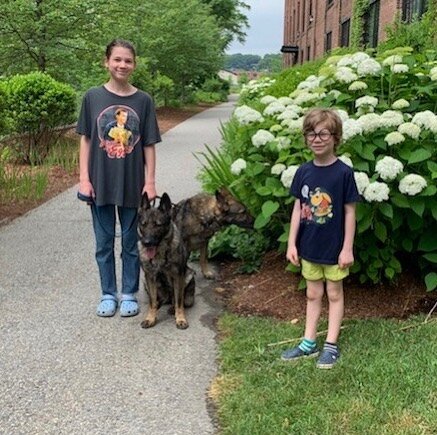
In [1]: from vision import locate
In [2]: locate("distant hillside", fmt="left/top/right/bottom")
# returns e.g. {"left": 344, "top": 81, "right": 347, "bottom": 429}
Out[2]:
{"left": 223, "top": 53, "right": 282, "bottom": 73}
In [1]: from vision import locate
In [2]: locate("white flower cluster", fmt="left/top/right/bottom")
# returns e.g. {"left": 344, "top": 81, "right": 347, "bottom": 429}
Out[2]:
{"left": 375, "top": 156, "right": 404, "bottom": 181}
{"left": 292, "top": 90, "right": 326, "bottom": 106}
{"left": 234, "top": 105, "right": 264, "bottom": 125}
{"left": 356, "top": 58, "right": 382, "bottom": 76}
{"left": 412, "top": 111, "right": 437, "bottom": 133}
{"left": 251, "top": 129, "right": 275, "bottom": 147}
{"left": 342, "top": 118, "right": 363, "bottom": 141}
{"left": 398, "top": 122, "right": 421, "bottom": 139}
{"left": 391, "top": 64, "right": 409, "bottom": 74}
{"left": 354, "top": 172, "right": 370, "bottom": 195}
{"left": 384, "top": 131, "right": 405, "bottom": 146}
{"left": 430, "top": 66, "right": 437, "bottom": 81}
{"left": 363, "top": 181, "right": 390, "bottom": 202}
{"left": 391, "top": 99, "right": 410, "bottom": 110}
{"left": 355, "top": 96, "right": 378, "bottom": 109}
{"left": 263, "top": 101, "right": 286, "bottom": 116}
{"left": 380, "top": 110, "right": 404, "bottom": 128}
{"left": 297, "top": 75, "right": 322, "bottom": 90}
{"left": 348, "top": 81, "right": 368, "bottom": 91}
{"left": 271, "top": 163, "right": 286, "bottom": 175}
{"left": 277, "top": 97, "right": 294, "bottom": 105}
{"left": 280, "top": 165, "right": 299, "bottom": 188}
{"left": 382, "top": 55, "right": 403, "bottom": 66}
{"left": 281, "top": 117, "right": 304, "bottom": 132}
{"left": 260, "top": 95, "right": 277, "bottom": 105}
{"left": 357, "top": 113, "right": 382, "bottom": 133}
{"left": 335, "top": 66, "right": 358, "bottom": 84}
{"left": 240, "top": 78, "right": 276, "bottom": 98}
{"left": 230, "top": 158, "right": 246, "bottom": 175}
{"left": 398, "top": 174, "right": 427, "bottom": 196}
{"left": 275, "top": 136, "right": 291, "bottom": 150}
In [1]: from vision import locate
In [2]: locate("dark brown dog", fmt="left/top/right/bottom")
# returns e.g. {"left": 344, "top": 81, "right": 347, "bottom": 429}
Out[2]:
{"left": 172, "top": 188, "right": 254, "bottom": 278}
{"left": 137, "top": 193, "right": 194, "bottom": 329}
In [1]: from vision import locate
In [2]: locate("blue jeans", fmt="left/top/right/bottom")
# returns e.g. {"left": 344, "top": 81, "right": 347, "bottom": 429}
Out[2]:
{"left": 91, "top": 205, "right": 139, "bottom": 298}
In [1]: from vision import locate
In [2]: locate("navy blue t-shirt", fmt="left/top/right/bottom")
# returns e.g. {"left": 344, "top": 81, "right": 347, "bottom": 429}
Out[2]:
{"left": 290, "top": 159, "right": 361, "bottom": 265}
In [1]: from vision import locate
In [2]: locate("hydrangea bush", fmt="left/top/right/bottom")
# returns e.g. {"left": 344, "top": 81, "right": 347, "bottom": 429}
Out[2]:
{"left": 200, "top": 48, "right": 437, "bottom": 290}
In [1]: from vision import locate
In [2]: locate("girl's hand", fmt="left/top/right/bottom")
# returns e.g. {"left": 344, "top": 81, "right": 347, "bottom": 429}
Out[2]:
{"left": 286, "top": 245, "right": 300, "bottom": 266}
{"left": 79, "top": 180, "right": 94, "bottom": 198}
{"left": 142, "top": 183, "right": 157, "bottom": 200}
{"left": 338, "top": 249, "right": 354, "bottom": 269}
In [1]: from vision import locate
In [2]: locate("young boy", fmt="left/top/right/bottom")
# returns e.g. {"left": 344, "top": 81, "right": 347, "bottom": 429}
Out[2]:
{"left": 281, "top": 108, "right": 360, "bottom": 369}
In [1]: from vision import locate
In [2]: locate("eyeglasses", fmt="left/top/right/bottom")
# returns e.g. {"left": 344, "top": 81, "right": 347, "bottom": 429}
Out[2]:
{"left": 305, "top": 130, "right": 333, "bottom": 142}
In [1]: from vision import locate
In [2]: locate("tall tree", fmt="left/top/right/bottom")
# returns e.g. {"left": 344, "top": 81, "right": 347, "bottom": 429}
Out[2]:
{"left": 0, "top": 0, "right": 105, "bottom": 84}
{"left": 200, "top": 0, "right": 250, "bottom": 48}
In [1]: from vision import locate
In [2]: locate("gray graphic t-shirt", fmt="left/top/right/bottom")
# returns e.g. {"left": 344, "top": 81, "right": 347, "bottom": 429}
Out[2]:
{"left": 77, "top": 86, "right": 161, "bottom": 208}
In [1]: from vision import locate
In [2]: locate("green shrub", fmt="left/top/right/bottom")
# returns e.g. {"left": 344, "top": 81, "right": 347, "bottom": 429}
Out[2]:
{"left": 199, "top": 47, "right": 437, "bottom": 290}
{"left": 6, "top": 72, "right": 76, "bottom": 164}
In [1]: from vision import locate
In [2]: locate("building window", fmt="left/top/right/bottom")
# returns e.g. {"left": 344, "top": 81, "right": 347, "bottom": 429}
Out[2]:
{"left": 325, "top": 31, "right": 332, "bottom": 52}
{"left": 341, "top": 19, "right": 350, "bottom": 47}
{"left": 307, "top": 46, "right": 311, "bottom": 61}
{"left": 363, "top": 0, "right": 380, "bottom": 48}
{"left": 402, "top": 0, "right": 428, "bottom": 22}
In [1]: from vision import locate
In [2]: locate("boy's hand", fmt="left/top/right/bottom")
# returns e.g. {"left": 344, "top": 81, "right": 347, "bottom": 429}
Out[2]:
{"left": 286, "top": 246, "right": 300, "bottom": 266}
{"left": 142, "top": 182, "right": 157, "bottom": 200}
{"left": 338, "top": 249, "right": 354, "bottom": 269}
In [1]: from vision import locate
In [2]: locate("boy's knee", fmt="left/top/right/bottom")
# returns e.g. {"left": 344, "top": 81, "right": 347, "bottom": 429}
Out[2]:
{"left": 326, "top": 281, "right": 344, "bottom": 302}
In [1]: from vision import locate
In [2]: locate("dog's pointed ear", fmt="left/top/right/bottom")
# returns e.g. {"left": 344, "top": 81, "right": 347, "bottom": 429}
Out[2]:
{"left": 140, "top": 191, "right": 151, "bottom": 210}
{"left": 159, "top": 193, "right": 172, "bottom": 212}
{"left": 215, "top": 188, "right": 231, "bottom": 210}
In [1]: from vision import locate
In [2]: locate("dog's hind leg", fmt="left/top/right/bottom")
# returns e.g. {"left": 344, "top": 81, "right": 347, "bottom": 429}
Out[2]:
{"left": 174, "top": 275, "right": 189, "bottom": 329}
{"left": 199, "top": 242, "right": 215, "bottom": 279}
{"left": 141, "top": 277, "right": 159, "bottom": 328}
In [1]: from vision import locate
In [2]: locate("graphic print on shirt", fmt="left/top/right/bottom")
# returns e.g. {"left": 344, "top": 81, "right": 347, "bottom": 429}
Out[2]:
{"left": 300, "top": 185, "right": 333, "bottom": 224}
{"left": 97, "top": 105, "right": 141, "bottom": 159}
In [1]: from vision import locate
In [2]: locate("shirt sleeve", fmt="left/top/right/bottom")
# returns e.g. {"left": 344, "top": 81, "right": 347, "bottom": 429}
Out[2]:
{"left": 76, "top": 92, "right": 91, "bottom": 137}
{"left": 344, "top": 168, "right": 361, "bottom": 203}
{"left": 142, "top": 95, "right": 162, "bottom": 146}
{"left": 290, "top": 166, "right": 303, "bottom": 199}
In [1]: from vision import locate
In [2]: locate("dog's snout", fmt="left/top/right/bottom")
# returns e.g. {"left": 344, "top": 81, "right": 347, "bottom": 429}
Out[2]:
{"left": 142, "top": 237, "right": 158, "bottom": 247}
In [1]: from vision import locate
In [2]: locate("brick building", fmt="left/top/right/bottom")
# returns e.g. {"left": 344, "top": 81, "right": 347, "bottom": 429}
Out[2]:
{"left": 282, "top": 0, "right": 429, "bottom": 67}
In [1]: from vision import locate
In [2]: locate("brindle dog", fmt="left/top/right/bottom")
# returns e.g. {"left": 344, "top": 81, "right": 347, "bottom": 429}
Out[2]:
{"left": 172, "top": 188, "right": 254, "bottom": 279}
{"left": 137, "top": 193, "right": 194, "bottom": 329}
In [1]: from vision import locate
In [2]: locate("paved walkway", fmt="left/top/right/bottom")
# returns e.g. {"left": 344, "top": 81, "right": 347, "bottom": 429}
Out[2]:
{"left": 0, "top": 97, "right": 237, "bottom": 434}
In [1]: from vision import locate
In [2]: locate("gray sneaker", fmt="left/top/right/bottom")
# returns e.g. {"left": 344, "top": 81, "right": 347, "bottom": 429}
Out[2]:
{"left": 316, "top": 348, "right": 340, "bottom": 369}
{"left": 281, "top": 345, "right": 319, "bottom": 361}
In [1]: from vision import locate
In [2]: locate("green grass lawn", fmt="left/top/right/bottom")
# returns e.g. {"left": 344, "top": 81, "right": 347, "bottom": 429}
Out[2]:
{"left": 214, "top": 314, "right": 437, "bottom": 435}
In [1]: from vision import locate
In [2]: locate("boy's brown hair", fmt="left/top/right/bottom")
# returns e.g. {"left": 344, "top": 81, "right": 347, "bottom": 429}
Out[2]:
{"left": 303, "top": 108, "right": 343, "bottom": 148}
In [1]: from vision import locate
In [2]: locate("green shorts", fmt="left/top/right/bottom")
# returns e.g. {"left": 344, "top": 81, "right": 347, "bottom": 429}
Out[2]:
{"left": 301, "top": 259, "right": 349, "bottom": 282}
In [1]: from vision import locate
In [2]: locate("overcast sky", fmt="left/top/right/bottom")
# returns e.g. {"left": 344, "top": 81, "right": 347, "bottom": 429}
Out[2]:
{"left": 226, "top": 0, "right": 284, "bottom": 56}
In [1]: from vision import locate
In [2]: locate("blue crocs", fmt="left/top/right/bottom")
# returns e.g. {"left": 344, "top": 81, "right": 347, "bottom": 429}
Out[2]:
{"left": 281, "top": 345, "right": 319, "bottom": 361}
{"left": 120, "top": 294, "right": 139, "bottom": 317}
{"left": 316, "top": 348, "right": 340, "bottom": 369}
{"left": 96, "top": 295, "right": 118, "bottom": 317}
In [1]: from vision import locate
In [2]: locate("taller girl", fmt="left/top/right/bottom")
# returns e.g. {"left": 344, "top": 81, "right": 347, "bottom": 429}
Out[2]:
{"left": 77, "top": 39, "right": 161, "bottom": 318}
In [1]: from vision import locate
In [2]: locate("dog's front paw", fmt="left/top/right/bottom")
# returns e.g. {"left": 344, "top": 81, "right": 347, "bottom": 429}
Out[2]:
{"left": 141, "top": 318, "right": 157, "bottom": 328}
{"left": 176, "top": 319, "right": 189, "bottom": 329}
{"left": 203, "top": 270, "right": 216, "bottom": 280}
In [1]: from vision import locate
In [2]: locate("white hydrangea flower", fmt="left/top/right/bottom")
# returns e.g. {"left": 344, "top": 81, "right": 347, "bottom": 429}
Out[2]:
{"left": 355, "top": 96, "right": 378, "bottom": 108}
{"left": 328, "top": 89, "right": 342, "bottom": 99}
{"left": 380, "top": 110, "right": 404, "bottom": 128}
{"left": 351, "top": 52, "right": 371, "bottom": 63}
{"left": 430, "top": 66, "right": 437, "bottom": 81}
{"left": 412, "top": 110, "right": 437, "bottom": 132}
{"left": 297, "top": 75, "right": 321, "bottom": 90}
{"left": 260, "top": 95, "right": 278, "bottom": 105}
{"left": 357, "top": 113, "right": 382, "bottom": 133}
{"left": 354, "top": 172, "right": 370, "bottom": 195}
{"left": 277, "top": 96, "right": 294, "bottom": 105}
{"left": 375, "top": 156, "right": 404, "bottom": 181}
{"left": 251, "top": 129, "right": 275, "bottom": 147}
{"left": 356, "top": 58, "right": 382, "bottom": 76}
{"left": 391, "top": 64, "right": 409, "bottom": 74}
{"left": 230, "top": 158, "right": 246, "bottom": 175}
{"left": 384, "top": 131, "right": 405, "bottom": 146}
{"left": 271, "top": 163, "right": 286, "bottom": 175}
{"left": 277, "top": 109, "right": 300, "bottom": 121}
{"left": 348, "top": 81, "right": 368, "bottom": 91}
{"left": 363, "top": 181, "right": 390, "bottom": 202}
{"left": 270, "top": 124, "right": 283, "bottom": 133}
{"left": 280, "top": 165, "right": 299, "bottom": 188}
{"left": 263, "top": 101, "right": 286, "bottom": 116}
{"left": 234, "top": 105, "right": 264, "bottom": 125}
{"left": 338, "top": 155, "right": 353, "bottom": 168}
{"left": 398, "top": 122, "right": 421, "bottom": 139}
{"left": 293, "top": 90, "right": 325, "bottom": 106}
{"left": 337, "top": 55, "right": 355, "bottom": 67}
{"left": 335, "top": 66, "right": 358, "bottom": 84}
{"left": 336, "top": 109, "right": 349, "bottom": 123}
{"left": 275, "top": 136, "right": 291, "bottom": 150}
{"left": 391, "top": 99, "right": 410, "bottom": 110}
{"left": 281, "top": 117, "right": 304, "bottom": 132}
{"left": 383, "top": 55, "right": 403, "bottom": 66}
{"left": 342, "top": 118, "right": 363, "bottom": 141}
{"left": 398, "top": 174, "right": 427, "bottom": 196}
